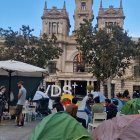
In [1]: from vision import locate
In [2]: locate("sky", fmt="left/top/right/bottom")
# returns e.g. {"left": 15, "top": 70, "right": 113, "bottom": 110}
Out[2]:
{"left": 0, "top": 0, "right": 139, "bottom": 37}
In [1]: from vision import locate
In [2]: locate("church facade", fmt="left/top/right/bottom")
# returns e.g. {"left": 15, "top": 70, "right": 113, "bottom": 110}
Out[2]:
{"left": 42, "top": 0, "right": 140, "bottom": 97}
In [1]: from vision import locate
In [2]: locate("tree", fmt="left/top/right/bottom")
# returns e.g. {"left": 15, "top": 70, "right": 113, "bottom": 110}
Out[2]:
{"left": 75, "top": 19, "right": 135, "bottom": 98}
{"left": 0, "top": 25, "right": 63, "bottom": 68}
{"left": 134, "top": 38, "right": 140, "bottom": 78}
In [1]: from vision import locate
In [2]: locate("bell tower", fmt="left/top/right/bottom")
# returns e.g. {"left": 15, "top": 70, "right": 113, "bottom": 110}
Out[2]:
{"left": 41, "top": 1, "right": 70, "bottom": 37}
{"left": 97, "top": 0, "right": 125, "bottom": 29}
{"left": 74, "top": 0, "right": 93, "bottom": 31}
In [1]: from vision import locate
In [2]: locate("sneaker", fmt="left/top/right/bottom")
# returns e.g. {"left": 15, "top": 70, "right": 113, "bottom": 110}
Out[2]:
{"left": 18, "top": 124, "right": 23, "bottom": 127}
{"left": 15, "top": 124, "right": 19, "bottom": 126}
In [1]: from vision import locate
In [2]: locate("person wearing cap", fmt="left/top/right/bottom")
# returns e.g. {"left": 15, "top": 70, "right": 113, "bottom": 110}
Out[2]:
{"left": 0, "top": 86, "right": 7, "bottom": 122}
{"left": 15, "top": 81, "right": 26, "bottom": 126}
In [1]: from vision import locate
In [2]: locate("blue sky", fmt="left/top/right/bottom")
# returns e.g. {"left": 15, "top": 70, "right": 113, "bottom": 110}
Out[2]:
{"left": 0, "top": 0, "right": 139, "bottom": 37}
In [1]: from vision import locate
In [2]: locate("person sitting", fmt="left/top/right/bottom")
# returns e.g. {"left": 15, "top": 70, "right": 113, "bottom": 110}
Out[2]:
{"left": 132, "top": 91, "right": 140, "bottom": 99}
{"left": 105, "top": 99, "right": 117, "bottom": 120}
{"left": 53, "top": 97, "right": 64, "bottom": 112}
{"left": 66, "top": 98, "right": 87, "bottom": 128}
{"left": 92, "top": 96, "right": 104, "bottom": 116}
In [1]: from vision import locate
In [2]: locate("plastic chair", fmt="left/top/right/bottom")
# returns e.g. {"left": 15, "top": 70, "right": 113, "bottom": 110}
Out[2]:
{"left": 22, "top": 105, "right": 32, "bottom": 122}
{"left": 28, "top": 105, "right": 37, "bottom": 121}
{"left": 138, "top": 110, "right": 140, "bottom": 114}
{"left": 88, "top": 112, "right": 107, "bottom": 132}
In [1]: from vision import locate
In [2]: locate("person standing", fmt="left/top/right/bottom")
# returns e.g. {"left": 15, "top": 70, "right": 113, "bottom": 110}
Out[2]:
{"left": 0, "top": 86, "right": 7, "bottom": 123}
{"left": 85, "top": 94, "right": 94, "bottom": 123}
{"left": 15, "top": 81, "right": 26, "bottom": 126}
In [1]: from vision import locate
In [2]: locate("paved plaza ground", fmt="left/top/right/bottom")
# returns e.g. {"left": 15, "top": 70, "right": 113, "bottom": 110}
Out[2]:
{"left": 0, "top": 120, "right": 39, "bottom": 140}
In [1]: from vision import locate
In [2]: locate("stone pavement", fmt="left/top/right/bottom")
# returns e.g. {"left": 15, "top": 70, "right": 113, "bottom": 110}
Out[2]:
{"left": 0, "top": 120, "right": 39, "bottom": 140}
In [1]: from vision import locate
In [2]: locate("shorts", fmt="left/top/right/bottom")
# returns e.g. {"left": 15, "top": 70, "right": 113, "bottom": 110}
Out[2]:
{"left": 15, "top": 105, "right": 23, "bottom": 116}
{"left": 0, "top": 104, "right": 4, "bottom": 116}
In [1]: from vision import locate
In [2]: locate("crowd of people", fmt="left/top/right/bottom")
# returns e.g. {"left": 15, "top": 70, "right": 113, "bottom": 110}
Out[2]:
{"left": 0, "top": 81, "right": 27, "bottom": 127}
{"left": 116, "top": 90, "right": 140, "bottom": 100}
{"left": 1, "top": 82, "right": 140, "bottom": 131}
{"left": 51, "top": 93, "right": 118, "bottom": 128}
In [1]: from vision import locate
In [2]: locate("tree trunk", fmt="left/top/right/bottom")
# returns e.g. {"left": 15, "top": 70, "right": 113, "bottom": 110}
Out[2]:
{"left": 97, "top": 80, "right": 100, "bottom": 91}
{"left": 107, "top": 77, "right": 112, "bottom": 99}
{"left": 102, "top": 81, "right": 106, "bottom": 97}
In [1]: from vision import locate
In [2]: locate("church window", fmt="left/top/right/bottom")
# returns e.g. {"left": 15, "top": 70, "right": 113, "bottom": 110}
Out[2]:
{"left": 57, "top": 22, "right": 59, "bottom": 34}
{"left": 49, "top": 22, "right": 51, "bottom": 34}
{"left": 105, "top": 22, "right": 108, "bottom": 28}
{"left": 81, "top": 2, "right": 86, "bottom": 11}
{"left": 105, "top": 22, "right": 114, "bottom": 33}
{"left": 134, "top": 66, "right": 140, "bottom": 78}
{"left": 73, "top": 53, "right": 85, "bottom": 72}
{"left": 108, "top": 22, "right": 113, "bottom": 26}
{"left": 52, "top": 22, "right": 57, "bottom": 34}
{"left": 48, "top": 62, "right": 56, "bottom": 74}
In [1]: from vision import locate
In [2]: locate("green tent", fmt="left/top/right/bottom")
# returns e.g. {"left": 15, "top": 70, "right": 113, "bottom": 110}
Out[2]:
{"left": 121, "top": 98, "right": 140, "bottom": 115}
{"left": 29, "top": 112, "right": 93, "bottom": 140}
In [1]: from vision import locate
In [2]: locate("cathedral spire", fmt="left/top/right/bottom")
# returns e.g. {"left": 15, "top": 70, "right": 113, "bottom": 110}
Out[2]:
{"left": 44, "top": 1, "right": 47, "bottom": 10}
{"left": 63, "top": 1, "right": 66, "bottom": 9}
{"left": 100, "top": 0, "right": 103, "bottom": 9}
{"left": 120, "top": 0, "right": 123, "bottom": 8}
{"left": 43, "top": 1, "right": 47, "bottom": 16}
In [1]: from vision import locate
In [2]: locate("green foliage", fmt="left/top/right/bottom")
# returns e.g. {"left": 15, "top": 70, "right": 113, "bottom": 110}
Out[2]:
{"left": 75, "top": 19, "right": 136, "bottom": 83}
{"left": 86, "top": 85, "right": 94, "bottom": 93}
{"left": 0, "top": 25, "right": 63, "bottom": 68}
{"left": 123, "top": 89, "right": 129, "bottom": 97}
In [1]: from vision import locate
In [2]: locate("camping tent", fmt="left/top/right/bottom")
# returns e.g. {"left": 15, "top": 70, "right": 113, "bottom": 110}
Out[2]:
{"left": 121, "top": 98, "right": 140, "bottom": 115}
{"left": 91, "top": 91, "right": 106, "bottom": 102}
{"left": 29, "top": 112, "right": 93, "bottom": 140}
{"left": 92, "top": 114, "right": 140, "bottom": 140}
{"left": 33, "top": 91, "right": 49, "bottom": 101}
{"left": 111, "top": 98, "right": 123, "bottom": 111}
{"left": 0, "top": 60, "right": 47, "bottom": 107}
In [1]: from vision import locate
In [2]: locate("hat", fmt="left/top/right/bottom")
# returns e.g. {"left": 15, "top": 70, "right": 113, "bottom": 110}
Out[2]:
{"left": 0, "top": 86, "right": 5, "bottom": 91}
{"left": 17, "top": 81, "right": 24, "bottom": 85}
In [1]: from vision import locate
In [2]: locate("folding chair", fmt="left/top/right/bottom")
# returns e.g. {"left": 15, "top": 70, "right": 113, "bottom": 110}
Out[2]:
{"left": 88, "top": 112, "right": 107, "bottom": 132}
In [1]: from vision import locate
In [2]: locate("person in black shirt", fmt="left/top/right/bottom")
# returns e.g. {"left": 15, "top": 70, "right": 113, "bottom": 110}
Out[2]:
{"left": 53, "top": 97, "right": 64, "bottom": 112}
{"left": 105, "top": 99, "right": 117, "bottom": 120}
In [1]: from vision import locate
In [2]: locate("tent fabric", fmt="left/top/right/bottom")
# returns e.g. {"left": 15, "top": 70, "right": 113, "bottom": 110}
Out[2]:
{"left": 0, "top": 60, "right": 46, "bottom": 77}
{"left": 33, "top": 91, "right": 49, "bottom": 101}
{"left": 121, "top": 98, "right": 140, "bottom": 115}
{"left": 111, "top": 98, "right": 123, "bottom": 111}
{"left": 91, "top": 92, "right": 106, "bottom": 102}
{"left": 29, "top": 112, "right": 93, "bottom": 140}
{"left": 92, "top": 114, "right": 140, "bottom": 140}
{"left": 78, "top": 96, "right": 88, "bottom": 110}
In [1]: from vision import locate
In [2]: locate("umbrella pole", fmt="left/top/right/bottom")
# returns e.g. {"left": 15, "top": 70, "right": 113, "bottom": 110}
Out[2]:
{"left": 8, "top": 71, "right": 12, "bottom": 112}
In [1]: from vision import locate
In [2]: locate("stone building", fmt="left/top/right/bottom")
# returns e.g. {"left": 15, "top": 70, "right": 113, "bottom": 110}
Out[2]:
{"left": 0, "top": 0, "right": 139, "bottom": 97}
{"left": 42, "top": 0, "right": 140, "bottom": 97}
{"left": 97, "top": 0, "right": 125, "bottom": 29}
{"left": 42, "top": 0, "right": 95, "bottom": 96}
